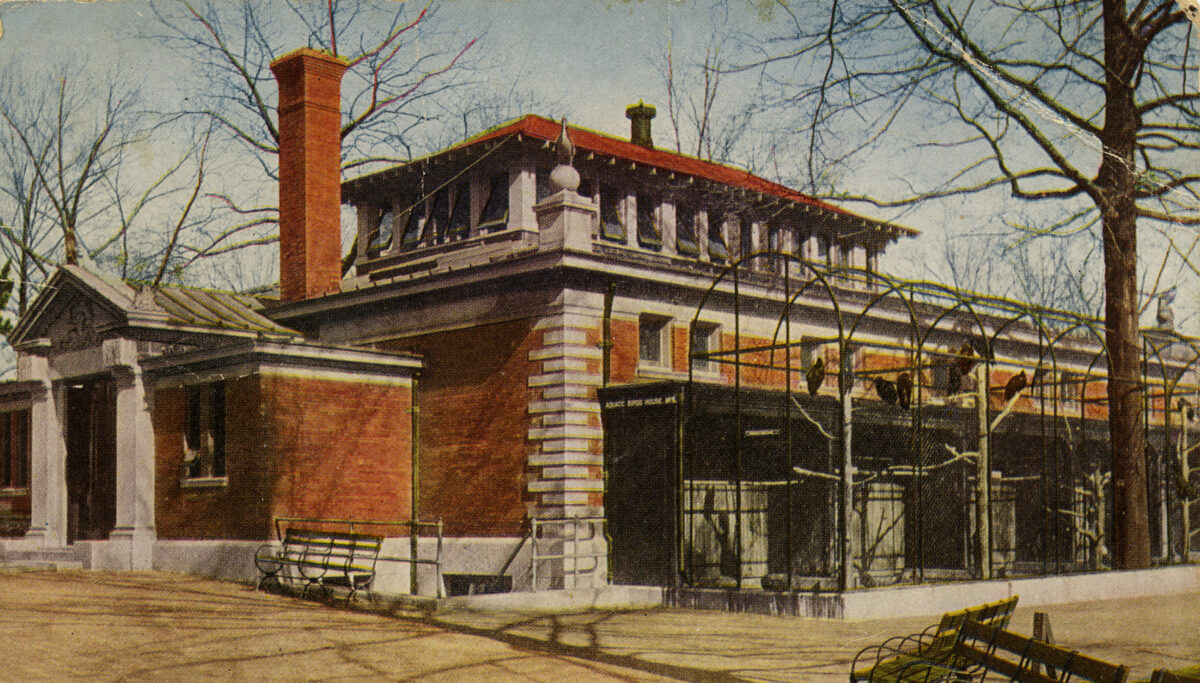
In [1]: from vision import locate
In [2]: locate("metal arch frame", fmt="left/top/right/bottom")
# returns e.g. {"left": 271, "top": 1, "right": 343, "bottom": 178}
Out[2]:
{"left": 679, "top": 250, "right": 1200, "bottom": 593}
{"left": 1142, "top": 333, "right": 1200, "bottom": 561}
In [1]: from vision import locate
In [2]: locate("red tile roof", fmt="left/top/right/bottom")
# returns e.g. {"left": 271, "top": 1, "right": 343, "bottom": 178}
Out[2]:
{"left": 457, "top": 115, "right": 911, "bottom": 233}
{"left": 344, "top": 113, "right": 915, "bottom": 237}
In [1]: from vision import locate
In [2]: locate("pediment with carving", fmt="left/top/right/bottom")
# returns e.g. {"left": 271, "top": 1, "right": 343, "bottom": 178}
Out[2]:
{"left": 24, "top": 285, "right": 123, "bottom": 352}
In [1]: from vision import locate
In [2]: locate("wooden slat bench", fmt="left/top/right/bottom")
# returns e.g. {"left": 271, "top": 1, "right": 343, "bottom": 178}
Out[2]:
{"left": 850, "top": 594, "right": 1019, "bottom": 682}
{"left": 894, "top": 619, "right": 1129, "bottom": 682}
{"left": 254, "top": 528, "right": 383, "bottom": 602}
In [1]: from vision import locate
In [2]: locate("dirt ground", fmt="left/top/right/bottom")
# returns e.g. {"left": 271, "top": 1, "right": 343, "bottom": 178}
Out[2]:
{"left": 0, "top": 569, "right": 1195, "bottom": 681}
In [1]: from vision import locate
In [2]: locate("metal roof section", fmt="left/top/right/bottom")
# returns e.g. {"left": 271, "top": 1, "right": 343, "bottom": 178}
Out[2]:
{"left": 9, "top": 264, "right": 302, "bottom": 347}
{"left": 149, "top": 285, "right": 296, "bottom": 336}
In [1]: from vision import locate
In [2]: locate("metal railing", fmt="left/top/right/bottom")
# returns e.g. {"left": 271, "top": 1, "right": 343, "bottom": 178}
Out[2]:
{"left": 530, "top": 516, "right": 606, "bottom": 591}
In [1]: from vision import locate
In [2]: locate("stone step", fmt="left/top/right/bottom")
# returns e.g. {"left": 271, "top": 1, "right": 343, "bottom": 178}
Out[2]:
{"left": 0, "top": 560, "right": 84, "bottom": 570}
{"left": 0, "top": 547, "right": 87, "bottom": 570}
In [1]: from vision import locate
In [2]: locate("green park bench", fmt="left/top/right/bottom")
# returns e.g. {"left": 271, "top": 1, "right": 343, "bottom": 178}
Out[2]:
{"left": 887, "top": 618, "right": 1129, "bottom": 682}
{"left": 849, "top": 594, "right": 1019, "bottom": 682}
{"left": 254, "top": 527, "right": 383, "bottom": 603}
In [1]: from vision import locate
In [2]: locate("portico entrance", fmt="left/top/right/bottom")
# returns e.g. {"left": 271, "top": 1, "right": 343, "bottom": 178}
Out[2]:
{"left": 65, "top": 379, "right": 117, "bottom": 543}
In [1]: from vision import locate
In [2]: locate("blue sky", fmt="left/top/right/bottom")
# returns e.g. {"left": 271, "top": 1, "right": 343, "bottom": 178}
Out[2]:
{"left": 1, "top": 0, "right": 1194, "bottom": 330}
{"left": 0, "top": 0, "right": 761, "bottom": 142}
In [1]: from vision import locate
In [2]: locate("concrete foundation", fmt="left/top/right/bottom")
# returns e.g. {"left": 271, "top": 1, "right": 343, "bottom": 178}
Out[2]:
{"left": 665, "top": 564, "right": 1200, "bottom": 620}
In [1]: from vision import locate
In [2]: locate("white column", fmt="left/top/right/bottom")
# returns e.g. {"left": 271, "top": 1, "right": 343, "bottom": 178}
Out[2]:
{"left": 18, "top": 341, "right": 66, "bottom": 548}
{"left": 660, "top": 202, "right": 677, "bottom": 256}
{"left": 509, "top": 164, "right": 538, "bottom": 231}
{"left": 105, "top": 339, "right": 156, "bottom": 570}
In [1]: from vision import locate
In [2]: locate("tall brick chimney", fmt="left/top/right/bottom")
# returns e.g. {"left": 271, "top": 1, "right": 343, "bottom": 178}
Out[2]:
{"left": 271, "top": 48, "right": 348, "bottom": 302}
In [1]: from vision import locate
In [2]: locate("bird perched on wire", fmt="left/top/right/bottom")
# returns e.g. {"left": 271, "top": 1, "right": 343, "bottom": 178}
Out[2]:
{"left": 897, "top": 371, "right": 912, "bottom": 409}
{"left": 806, "top": 357, "right": 825, "bottom": 395}
{"left": 947, "top": 343, "right": 975, "bottom": 395}
{"left": 1003, "top": 371, "right": 1028, "bottom": 403}
{"left": 969, "top": 337, "right": 992, "bottom": 360}
{"left": 875, "top": 377, "right": 898, "bottom": 405}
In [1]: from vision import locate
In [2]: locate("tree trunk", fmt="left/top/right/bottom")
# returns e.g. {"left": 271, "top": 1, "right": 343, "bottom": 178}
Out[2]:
{"left": 63, "top": 224, "right": 78, "bottom": 266}
{"left": 1099, "top": 0, "right": 1151, "bottom": 570}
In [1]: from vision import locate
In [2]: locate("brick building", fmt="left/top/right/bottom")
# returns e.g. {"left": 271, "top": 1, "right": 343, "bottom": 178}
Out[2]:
{"left": 0, "top": 48, "right": 1192, "bottom": 595}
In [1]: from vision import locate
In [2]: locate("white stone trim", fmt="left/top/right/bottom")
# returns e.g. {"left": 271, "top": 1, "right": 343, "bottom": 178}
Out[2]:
{"left": 258, "top": 366, "right": 416, "bottom": 387}
{"left": 542, "top": 329, "right": 588, "bottom": 345}
{"left": 538, "top": 492, "right": 592, "bottom": 505}
{"left": 527, "top": 425, "right": 604, "bottom": 441}
{"left": 534, "top": 313, "right": 597, "bottom": 330}
{"left": 528, "top": 452, "right": 603, "bottom": 467}
{"left": 540, "top": 358, "right": 588, "bottom": 373}
{"left": 541, "top": 412, "right": 592, "bottom": 426}
{"left": 527, "top": 479, "right": 604, "bottom": 493}
{"left": 529, "top": 344, "right": 602, "bottom": 361}
{"left": 538, "top": 438, "right": 595, "bottom": 453}
{"left": 540, "top": 465, "right": 593, "bottom": 479}
{"left": 528, "top": 399, "right": 601, "bottom": 415}
{"left": 528, "top": 371, "right": 602, "bottom": 388}
{"left": 541, "top": 385, "right": 592, "bottom": 399}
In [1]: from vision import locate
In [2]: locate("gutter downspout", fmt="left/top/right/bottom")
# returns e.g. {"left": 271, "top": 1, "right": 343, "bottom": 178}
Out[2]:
{"left": 410, "top": 376, "right": 420, "bottom": 595}
{"left": 601, "top": 280, "right": 615, "bottom": 583}
{"left": 601, "top": 281, "right": 615, "bottom": 386}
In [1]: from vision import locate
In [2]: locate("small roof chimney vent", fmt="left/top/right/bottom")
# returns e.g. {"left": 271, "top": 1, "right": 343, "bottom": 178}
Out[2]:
{"left": 625, "top": 100, "right": 656, "bottom": 149}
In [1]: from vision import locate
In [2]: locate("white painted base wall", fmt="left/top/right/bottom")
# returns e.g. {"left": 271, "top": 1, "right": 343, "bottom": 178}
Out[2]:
{"left": 147, "top": 535, "right": 544, "bottom": 597}
{"left": 839, "top": 564, "right": 1200, "bottom": 620}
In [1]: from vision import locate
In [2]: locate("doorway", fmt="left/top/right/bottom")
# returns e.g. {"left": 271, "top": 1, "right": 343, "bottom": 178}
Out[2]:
{"left": 66, "top": 379, "right": 117, "bottom": 543}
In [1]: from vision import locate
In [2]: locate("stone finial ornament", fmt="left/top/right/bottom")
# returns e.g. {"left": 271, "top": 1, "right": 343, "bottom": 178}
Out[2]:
{"left": 555, "top": 118, "right": 575, "bottom": 166}
{"left": 549, "top": 118, "right": 580, "bottom": 192}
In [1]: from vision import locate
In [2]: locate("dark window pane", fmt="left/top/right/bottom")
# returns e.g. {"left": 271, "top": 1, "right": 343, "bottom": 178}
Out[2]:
{"left": 637, "top": 194, "right": 660, "bottom": 248}
{"left": 368, "top": 207, "right": 394, "bottom": 254}
{"left": 600, "top": 184, "right": 625, "bottom": 241}
{"left": 447, "top": 183, "right": 471, "bottom": 238}
{"left": 740, "top": 218, "right": 753, "bottom": 257}
{"left": 429, "top": 188, "right": 450, "bottom": 238}
{"left": 401, "top": 199, "right": 424, "bottom": 248}
{"left": 210, "top": 382, "right": 226, "bottom": 478}
{"left": 676, "top": 203, "right": 698, "bottom": 255}
{"left": 691, "top": 324, "right": 718, "bottom": 372}
{"left": 13, "top": 411, "right": 27, "bottom": 488}
{"left": 185, "top": 386, "right": 202, "bottom": 452}
{"left": 184, "top": 386, "right": 202, "bottom": 478}
{"left": 0, "top": 413, "right": 10, "bottom": 487}
{"left": 707, "top": 212, "right": 727, "bottom": 261}
{"left": 478, "top": 173, "right": 508, "bottom": 231}
{"left": 639, "top": 318, "right": 664, "bottom": 363}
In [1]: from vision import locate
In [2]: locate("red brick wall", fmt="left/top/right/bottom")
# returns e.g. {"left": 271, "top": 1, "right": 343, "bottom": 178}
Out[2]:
{"left": 155, "top": 373, "right": 413, "bottom": 540}
{"left": 672, "top": 325, "right": 689, "bottom": 372}
{"left": 0, "top": 408, "right": 30, "bottom": 535}
{"left": 610, "top": 318, "right": 638, "bottom": 383}
{"left": 154, "top": 376, "right": 271, "bottom": 539}
{"left": 382, "top": 318, "right": 542, "bottom": 536}
{"left": 261, "top": 374, "right": 412, "bottom": 527}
